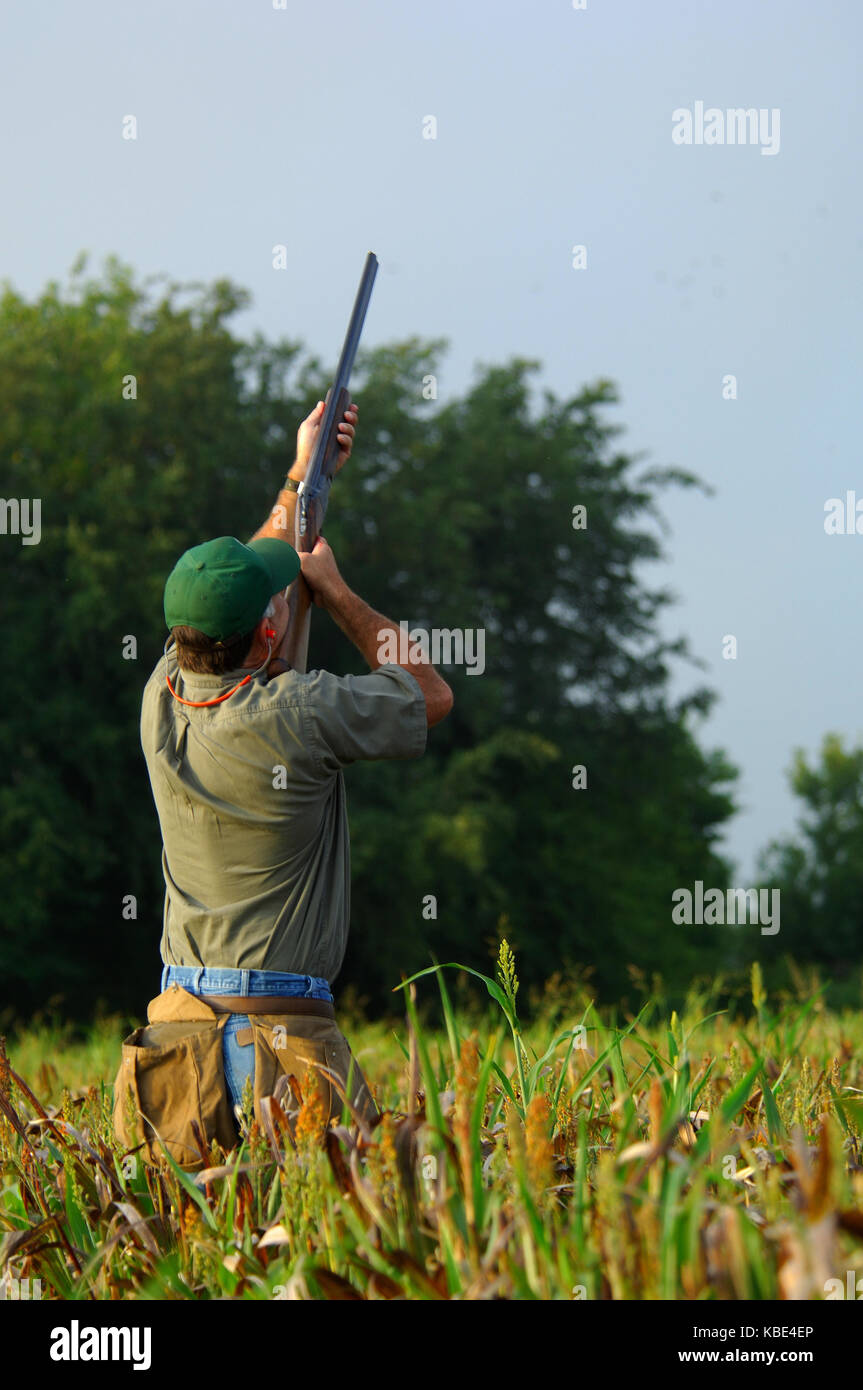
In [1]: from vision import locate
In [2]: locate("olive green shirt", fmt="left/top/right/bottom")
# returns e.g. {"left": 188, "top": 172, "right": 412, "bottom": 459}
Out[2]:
{"left": 140, "top": 646, "right": 427, "bottom": 984}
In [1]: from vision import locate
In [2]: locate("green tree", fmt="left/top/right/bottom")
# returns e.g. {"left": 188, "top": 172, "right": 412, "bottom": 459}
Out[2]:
{"left": 754, "top": 733, "right": 863, "bottom": 988}
{"left": 311, "top": 346, "right": 739, "bottom": 1004}
{"left": 0, "top": 256, "right": 292, "bottom": 1016}
{"left": 0, "top": 257, "right": 739, "bottom": 1021}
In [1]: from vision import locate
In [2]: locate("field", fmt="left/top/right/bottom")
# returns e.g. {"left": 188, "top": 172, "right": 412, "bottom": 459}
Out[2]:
{"left": 1, "top": 946, "right": 862, "bottom": 1302}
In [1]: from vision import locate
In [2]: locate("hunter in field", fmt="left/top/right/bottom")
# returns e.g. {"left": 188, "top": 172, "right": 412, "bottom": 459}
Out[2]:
{"left": 113, "top": 400, "right": 453, "bottom": 1166}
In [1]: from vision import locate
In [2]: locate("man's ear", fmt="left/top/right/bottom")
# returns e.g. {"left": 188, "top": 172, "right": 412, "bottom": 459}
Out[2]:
{"left": 246, "top": 615, "right": 269, "bottom": 656}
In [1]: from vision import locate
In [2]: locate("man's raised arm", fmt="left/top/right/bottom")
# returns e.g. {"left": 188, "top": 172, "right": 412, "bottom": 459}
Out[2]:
{"left": 249, "top": 401, "right": 358, "bottom": 546}
{"left": 300, "top": 536, "right": 454, "bottom": 729}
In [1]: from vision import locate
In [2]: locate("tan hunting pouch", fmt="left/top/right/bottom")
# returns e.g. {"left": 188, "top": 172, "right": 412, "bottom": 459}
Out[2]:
{"left": 112, "top": 985, "right": 378, "bottom": 1170}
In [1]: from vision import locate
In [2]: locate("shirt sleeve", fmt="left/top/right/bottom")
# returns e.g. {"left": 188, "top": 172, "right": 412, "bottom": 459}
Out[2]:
{"left": 303, "top": 663, "right": 428, "bottom": 773}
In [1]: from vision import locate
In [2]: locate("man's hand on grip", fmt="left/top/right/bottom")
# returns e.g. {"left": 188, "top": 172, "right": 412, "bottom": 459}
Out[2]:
{"left": 298, "top": 536, "right": 344, "bottom": 608}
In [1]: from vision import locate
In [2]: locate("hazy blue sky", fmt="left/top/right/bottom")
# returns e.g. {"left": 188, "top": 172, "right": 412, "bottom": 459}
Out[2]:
{"left": 2, "top": 0, "right": 859, "bottom": 880}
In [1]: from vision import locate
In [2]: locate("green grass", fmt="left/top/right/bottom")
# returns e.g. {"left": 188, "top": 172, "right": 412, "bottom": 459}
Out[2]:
{"left": 1, "top": 947, "right": 862, "bottom": 1301}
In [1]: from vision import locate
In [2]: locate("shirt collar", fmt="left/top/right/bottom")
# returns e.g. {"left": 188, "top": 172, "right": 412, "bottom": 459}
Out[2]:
{"left": 164, "top": 645, "right": 262, "bottom": 690}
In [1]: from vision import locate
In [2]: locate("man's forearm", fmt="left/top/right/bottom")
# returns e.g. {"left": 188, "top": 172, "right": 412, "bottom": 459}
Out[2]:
{"left": 323, "top": 582, "right": 395, "bottom": 669}
{"left": 324, "top": 581, "right": 453, "bottom": 726}
{"left": 249, "top": 462, "right": 305, "bottom": 544}
{"left": 251, "top": 464, "right": 307, "bottom": 675}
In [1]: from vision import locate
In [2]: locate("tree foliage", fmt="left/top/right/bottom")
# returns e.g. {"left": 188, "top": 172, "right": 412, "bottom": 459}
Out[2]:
{"left": 0, "top": 257, "right": 740, "bottom": 1021}
{"left": 753, "top": 733, "right": 863, "bottom": 991}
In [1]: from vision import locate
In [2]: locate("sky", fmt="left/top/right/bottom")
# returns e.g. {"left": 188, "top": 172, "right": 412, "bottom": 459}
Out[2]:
{"left": 1, "top": 0, "right": 860, "bottom": 881}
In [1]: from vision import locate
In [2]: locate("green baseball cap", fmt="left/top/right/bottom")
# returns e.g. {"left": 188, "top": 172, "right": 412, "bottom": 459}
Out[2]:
{"left": 163, "top": 536, "right": 301, "bottom": 641}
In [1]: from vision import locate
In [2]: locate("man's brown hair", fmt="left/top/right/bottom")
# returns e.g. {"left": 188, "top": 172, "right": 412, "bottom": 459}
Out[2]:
{"left": 171, "top": 626, "right": 256, "bottom": 675}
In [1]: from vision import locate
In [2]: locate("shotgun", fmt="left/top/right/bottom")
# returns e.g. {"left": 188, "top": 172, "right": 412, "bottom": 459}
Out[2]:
{"left": 281, "top": 251, "right": 378, "bottom": 674}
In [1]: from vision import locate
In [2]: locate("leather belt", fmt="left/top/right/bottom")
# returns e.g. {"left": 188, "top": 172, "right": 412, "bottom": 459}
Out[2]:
{"left": 205, "top": 994, "right": 335, "bottom": 1019}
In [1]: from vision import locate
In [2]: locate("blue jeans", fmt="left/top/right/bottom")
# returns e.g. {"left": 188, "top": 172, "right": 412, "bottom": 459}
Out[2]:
{"left": 160, "top": 965, "right": 334, "bottom": 1119}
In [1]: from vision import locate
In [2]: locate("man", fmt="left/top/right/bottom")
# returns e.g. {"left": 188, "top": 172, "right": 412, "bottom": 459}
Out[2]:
{"left": 113, "top": 401, "right": 453, "bottom": 1166}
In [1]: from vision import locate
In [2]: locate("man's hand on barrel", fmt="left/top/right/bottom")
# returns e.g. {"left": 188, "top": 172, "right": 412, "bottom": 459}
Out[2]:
{"left": 293, "top": 399, "right": 359, "bottom": 480}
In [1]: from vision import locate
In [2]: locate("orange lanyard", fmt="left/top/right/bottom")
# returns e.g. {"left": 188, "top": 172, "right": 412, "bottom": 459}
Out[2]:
{"left": 163, "top": 638, "right": 271, "bottom": 707}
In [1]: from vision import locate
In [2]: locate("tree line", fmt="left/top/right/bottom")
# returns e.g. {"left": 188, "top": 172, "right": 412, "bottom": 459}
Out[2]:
{"left": 0, "top": 257, "right": 856, "bottom": 1025}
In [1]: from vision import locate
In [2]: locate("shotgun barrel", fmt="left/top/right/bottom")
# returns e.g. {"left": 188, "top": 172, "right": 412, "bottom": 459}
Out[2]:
{"left": 297, "top": 251, "right": 378, "bottom": 539}
{"left": 283, "top": 251, "right": 378, "bottom": 673}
